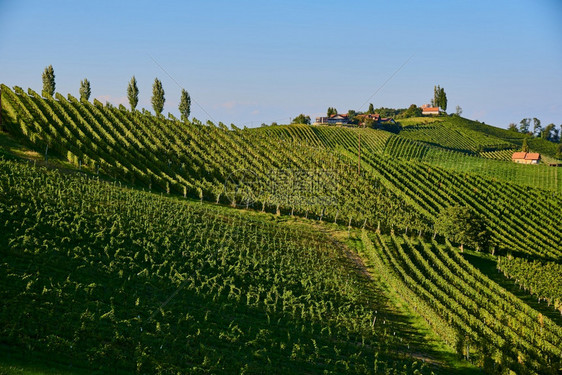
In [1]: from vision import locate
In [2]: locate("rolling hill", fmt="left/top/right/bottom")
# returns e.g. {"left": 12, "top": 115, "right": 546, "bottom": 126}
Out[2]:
{"left": 1, "top": 84, "right": 561, "bottom": 374}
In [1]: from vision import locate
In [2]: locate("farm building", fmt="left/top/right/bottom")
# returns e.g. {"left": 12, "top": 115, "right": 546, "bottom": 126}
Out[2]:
{"left": 314, "top": 114, "right": 349, "bottom": 125}
{"left": 355, "top": 113, "right": 395, "bottom": 126}
{"left": 421, "top": 104, "right": 440, "bottom": 115}
{"left": 512, "top": 152, "right": 541, "bottom": 165}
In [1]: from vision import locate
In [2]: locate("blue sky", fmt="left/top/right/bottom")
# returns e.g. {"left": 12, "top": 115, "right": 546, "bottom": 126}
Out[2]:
{"left": 1, "top": 0, "right": 561, "bottom": 128}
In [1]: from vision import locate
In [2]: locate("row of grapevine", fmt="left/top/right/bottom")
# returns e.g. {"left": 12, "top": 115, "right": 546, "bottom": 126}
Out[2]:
{"left": 362, "top": 231, "right": 562, "bottom": 374}
{"left": 0, "top": 85, "right": 431, "bottom": 234}
{"left": 399, "top": 119, "right": 516, "bottom": 154}
{"left": 349, "top": 148, "right": 561, "bottom": 259}
{"left": 497, "top": 256, "right": 562, "bottom": 314}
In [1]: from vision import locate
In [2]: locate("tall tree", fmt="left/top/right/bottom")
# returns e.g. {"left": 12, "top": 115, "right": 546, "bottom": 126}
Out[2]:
{"left": 438, "top": 87, "right": 447, "bottom": 111}
{"left": 455, "top": 105, "right": 462, "bottom": 116}
{"left": 152, "top": 78, "right": 165, "bottom": 116}
{"left": 432, "top": 85, "right": 447, "bottom": 111}
{"left": 79, "top": 78, "right": 91, "bottom": 101}
{"left": 127, "top": 76, "right": 139, "bottom": 111}
{"left": 521, "top": 137, "right": 529, "bottom": 152}
{"left": 178, "top": 88, "right": 191, "bottom": 122}
{"left": 508, "top": 123, "right": 518, "bottom": 132}
{"left": 519, "top": 118, "right": 530, "bottom": 134}
{"left": 42, "top": 65, "right": 55, "bottom": 97}
{"left": 367, "top": 103, "right": 375, "bottom": 114}
{"left": 532, "top": 118, "right": 541, "bottom": 137}
{"left": 327, "top": 107, "right": 337, "bottom": 116}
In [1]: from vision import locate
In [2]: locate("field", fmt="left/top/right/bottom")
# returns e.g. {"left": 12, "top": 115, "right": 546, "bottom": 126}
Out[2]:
{"left": 1, "top": 84, "right": 561, "bottom": 374}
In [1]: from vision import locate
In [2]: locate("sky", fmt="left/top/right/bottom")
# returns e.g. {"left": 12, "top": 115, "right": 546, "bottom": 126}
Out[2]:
{"left": 1, "top": 0, "right": 561, "bottom": 129}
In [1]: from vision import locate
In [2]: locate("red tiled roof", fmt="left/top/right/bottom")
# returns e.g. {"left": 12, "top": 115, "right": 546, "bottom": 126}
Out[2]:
{"left": 525, "top": 153, "right": 540, "bottom": 160}
{"left": 512, "top": 152, "right": 541, "bottom": 160}
{"left": 422, "top": 107, "right": 439, "bottom": 112}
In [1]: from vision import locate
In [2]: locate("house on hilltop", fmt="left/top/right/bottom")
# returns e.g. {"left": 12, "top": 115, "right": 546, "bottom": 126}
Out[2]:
{"left": 512, "top": 152, "right": 541, "bottom": 165}
{"left": 421, "top": 104, "right": 440, "bottom": 115}
{"left": 314, "top": 114, "right": 349, "bottom": 125}
{"left": 355, "top": 113, "right": 396, "bottom": 126}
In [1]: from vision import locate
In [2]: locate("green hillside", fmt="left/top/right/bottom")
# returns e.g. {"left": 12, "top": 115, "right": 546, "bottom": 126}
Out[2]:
{"left": 1, "top": 159, "right": 452, "bottom": 374}
{"left": 1, "top": 84, "right": 561, "bottom": 374}
{"left": 397, "top": 116, "right": 561, "bottom": 160}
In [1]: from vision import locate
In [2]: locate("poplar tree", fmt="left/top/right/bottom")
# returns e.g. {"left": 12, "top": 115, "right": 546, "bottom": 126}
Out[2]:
{"left": 79, "top": 78, "right": 91, "bottom": 101}
{"left": 42, "top": 65, "right": 55, "bottom": 97}
{"left": 127, "top": 76, "right": 139, "bottom": 111}
{"left": 439, "top": 87, "right": 447, "bottom": 111}
{"left": 367, "top": 103, "right": 375, "bottom": 114}
{"left": 179, "top": 89, "right": 191, "bottom": 122}
{"left": 432, "top": 85, "right": 439, "bottom": 107}
{"left": 432, "top": 85, "right": 447, "bottom": 111}
{"left": 152, "top": 78, "right": 165, "bottom": 116}
{"left": 521, "top": 137, "right": 529, "bottom": 152}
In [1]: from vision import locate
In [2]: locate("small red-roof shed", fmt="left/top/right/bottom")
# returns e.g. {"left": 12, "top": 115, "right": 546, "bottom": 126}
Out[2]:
{"left": 512, "top": 152, "right": 541, "bottom": 165}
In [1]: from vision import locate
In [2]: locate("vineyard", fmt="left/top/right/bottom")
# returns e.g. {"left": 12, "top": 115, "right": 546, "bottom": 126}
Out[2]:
{"left": 1, "top": 84, "right": 561, "bottom": 374}
{"left": 497, "top": 256, "right": 562, "bottom": 314}
{"left": 398, "top": 119, "right": 514, "bottom": 154}
{"left": 0, "top": 160, "right": 441, "bottom": 374}
{"left": 397, "top": 116, "right": 561, "bottom": 160}
{"left": 361, "top": 231, "right": 562, "bottom": 374}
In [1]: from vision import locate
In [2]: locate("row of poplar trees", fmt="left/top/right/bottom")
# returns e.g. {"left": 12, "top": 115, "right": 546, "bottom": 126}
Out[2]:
{"left": 41, "top": 65, "right": 191, "bottom": 121}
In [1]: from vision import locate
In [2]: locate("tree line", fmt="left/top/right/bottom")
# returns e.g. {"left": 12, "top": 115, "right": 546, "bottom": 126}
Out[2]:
{"left": 508, "top": 117, "right": 561, "bottom": 143}
{"left": 41, "top": 65, "right": 192, "bottom": 121}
